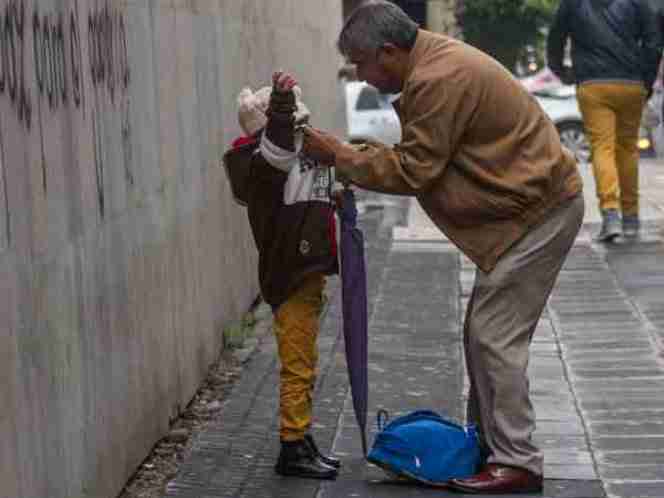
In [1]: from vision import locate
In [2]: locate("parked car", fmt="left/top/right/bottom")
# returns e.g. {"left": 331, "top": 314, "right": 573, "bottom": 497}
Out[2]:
{"left": 532, "top": 85, "right": 592, "bottom": 163}
{"left": 520, "top": 67, "right": 563, "bottom": 94}
{"left": 344, "top": 81, "right": 401, "bottom": 145}
{"left": 643, "top": 83, "right": 663, "bottom": 157}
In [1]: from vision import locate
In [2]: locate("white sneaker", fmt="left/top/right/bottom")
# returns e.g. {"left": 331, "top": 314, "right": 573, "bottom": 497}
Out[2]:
{"left": 622, "top": 215, "right": 640, "bottom": 238}
{"left": 596, "top": 209, "right": 621, "bottom": 242}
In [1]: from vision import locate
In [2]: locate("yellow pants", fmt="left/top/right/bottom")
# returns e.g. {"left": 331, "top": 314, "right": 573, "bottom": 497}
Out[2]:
{"left": 273, "top": 273, "right": 325, "bottom": 441}
{"left": 577, "top": 83, "right": 647, "bottom": 216}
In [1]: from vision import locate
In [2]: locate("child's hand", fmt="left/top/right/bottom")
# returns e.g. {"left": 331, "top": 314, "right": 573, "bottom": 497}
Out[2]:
{"left": 272, "top": 71, "right": 297, "bottom": 92}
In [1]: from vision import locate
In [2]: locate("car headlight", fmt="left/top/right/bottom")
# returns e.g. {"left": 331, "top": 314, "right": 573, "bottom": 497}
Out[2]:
{"left": 638, "top": 137, "right": 651, "bottom": 150}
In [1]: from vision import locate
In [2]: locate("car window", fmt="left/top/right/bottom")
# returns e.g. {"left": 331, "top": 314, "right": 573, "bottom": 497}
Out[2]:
{"left": 355, "top": 86, "right": 381, "bottom": 111}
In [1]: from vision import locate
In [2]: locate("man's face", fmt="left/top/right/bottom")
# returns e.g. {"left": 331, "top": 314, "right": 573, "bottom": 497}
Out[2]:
{"left": 348, "top": 47, "right": 403, "bottom": 95}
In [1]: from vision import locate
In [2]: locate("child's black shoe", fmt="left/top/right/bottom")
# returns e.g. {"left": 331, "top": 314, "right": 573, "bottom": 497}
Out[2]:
{"left": 275, "top": 439, "right": 338, "bottom": 480}
{"left": 304, "top": 434, "right": 341, "bottom": 469}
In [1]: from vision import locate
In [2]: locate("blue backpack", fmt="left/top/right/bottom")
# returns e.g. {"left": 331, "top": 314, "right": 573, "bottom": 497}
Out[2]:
{"left": 367, "top": 410, "right": 481, "bottom": 485}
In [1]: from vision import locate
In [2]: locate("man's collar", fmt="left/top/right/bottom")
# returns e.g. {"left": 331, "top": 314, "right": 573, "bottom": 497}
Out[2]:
{"left": 404, "top": 29, "right": 437, "bottom": 83}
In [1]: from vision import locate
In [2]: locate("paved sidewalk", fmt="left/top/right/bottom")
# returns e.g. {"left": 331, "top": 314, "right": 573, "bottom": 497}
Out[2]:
{"left": 166, "top": 160, "right": 664, "bottom": 498}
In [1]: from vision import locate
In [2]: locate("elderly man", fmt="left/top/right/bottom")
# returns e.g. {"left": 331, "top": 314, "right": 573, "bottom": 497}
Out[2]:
{"left": 303, "top": 1, "right": 584, "bottom": 494}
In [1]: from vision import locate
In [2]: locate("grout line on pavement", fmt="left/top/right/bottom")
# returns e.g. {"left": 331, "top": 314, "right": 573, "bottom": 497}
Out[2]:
{"left": 547, "top": 257, "right": 606, "bottom": 489}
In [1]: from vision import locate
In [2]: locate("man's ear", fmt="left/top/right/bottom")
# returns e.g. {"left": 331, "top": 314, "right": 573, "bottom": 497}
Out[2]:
{"left": 381, "top": 43, "right": 399, "bottom": 55}
{"left": 376, "top": 43, "right": 399, "bottom": 64}
{"left": 378, "top": 42, "right": 410, "bottom": 72}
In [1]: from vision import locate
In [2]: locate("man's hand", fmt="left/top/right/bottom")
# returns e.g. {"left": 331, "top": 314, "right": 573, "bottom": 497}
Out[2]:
{"left": 302, "top": 127, "right": 344, "bottom": 165}
{"left": 272, "top": 71, "right": 297, "bottom": 92}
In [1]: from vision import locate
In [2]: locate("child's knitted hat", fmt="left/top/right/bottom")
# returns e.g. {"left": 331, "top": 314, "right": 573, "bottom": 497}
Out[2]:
{"left": 237, "top": 85, "right": 310, "bottom": 136}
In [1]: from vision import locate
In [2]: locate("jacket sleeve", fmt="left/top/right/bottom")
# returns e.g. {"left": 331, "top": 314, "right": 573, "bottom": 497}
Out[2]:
{"left": 639, "top": 0, "right": 662, "bottom": 93}
{"left": 547, "top": 0, "right": 571, "bottom": 81}
{"left": 265, "top": 89, "right": 297, "bottom": 152}
{"left": 335, "top": 77, "right": 458, "bottom": 195}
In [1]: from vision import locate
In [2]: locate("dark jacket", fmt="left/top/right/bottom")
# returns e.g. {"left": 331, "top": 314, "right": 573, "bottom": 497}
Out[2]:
{"left": 223, "top": 90, "right": 337, "bottom": 309}
{"left": 547, "top": 0, "right": 661, "bottom": 92}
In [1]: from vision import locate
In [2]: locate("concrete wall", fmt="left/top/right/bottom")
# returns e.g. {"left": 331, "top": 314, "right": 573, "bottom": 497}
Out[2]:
{"left": 0, "top": 1, "right": 344, "bottom": 497}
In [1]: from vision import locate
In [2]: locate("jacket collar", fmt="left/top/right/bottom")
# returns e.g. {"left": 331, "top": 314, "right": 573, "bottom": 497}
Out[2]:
{"left": 392, "top": 30, "right": 439, "bottom": 119}
{"left": 404, "top": 29, "right": 438, "bottom": 84}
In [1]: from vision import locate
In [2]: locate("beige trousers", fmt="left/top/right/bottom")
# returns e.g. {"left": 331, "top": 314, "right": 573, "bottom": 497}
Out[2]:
{"left": 464, "top": 194, "right": 584, "bottom": 476}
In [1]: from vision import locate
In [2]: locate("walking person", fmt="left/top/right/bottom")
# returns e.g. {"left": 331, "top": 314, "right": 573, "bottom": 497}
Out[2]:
{"left": 547, "top": 0, "right": 662, "bottom": 240}
{"left": 302, "top": 1, "right": 584, "bottom": 494}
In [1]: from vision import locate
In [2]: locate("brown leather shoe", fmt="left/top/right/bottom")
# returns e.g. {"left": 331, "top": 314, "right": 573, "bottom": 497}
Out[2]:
{"left": 448, "top": 464, "right": 543, "bottom": 494}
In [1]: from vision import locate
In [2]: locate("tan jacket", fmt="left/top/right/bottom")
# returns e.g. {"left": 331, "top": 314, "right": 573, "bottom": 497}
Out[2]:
{"left": 338, "top": 30, "right": 582, "bottom": 272}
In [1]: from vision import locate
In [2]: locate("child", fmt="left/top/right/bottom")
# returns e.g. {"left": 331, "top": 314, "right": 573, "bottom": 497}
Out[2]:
{"left": 224, "top": 71, "right": 341, "bottom": 480}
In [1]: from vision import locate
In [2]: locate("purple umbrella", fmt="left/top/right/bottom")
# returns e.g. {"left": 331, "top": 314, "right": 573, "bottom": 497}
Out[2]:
{"left": 338, "top": 188, "right": 369, "bottom": 456}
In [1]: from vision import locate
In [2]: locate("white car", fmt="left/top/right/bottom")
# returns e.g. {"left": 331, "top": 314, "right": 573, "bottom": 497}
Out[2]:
{"left": 533, "top": 85, "right": 592, "bottom": 163}
{"left": 344, "top": 81, "right": 401, "bottom": 145}
{"left": 521, "top": 67, "right": 564, "bottom": 94}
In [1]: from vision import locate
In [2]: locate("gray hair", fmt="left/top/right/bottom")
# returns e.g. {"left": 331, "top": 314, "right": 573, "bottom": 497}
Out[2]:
{"left": 338, "top": 1, "right": 419, "bottom": 57}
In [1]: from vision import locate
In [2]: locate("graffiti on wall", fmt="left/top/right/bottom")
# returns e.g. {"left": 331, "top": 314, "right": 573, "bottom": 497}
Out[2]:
{"left": 0, "top": 0, "right": 130, "bottom": 125}
{"left": 0, "top": 0, "right": 32, "bottom": 128}
{"left": 86, "top": 4, "right": 133, "bottom": 219}
{"left": 88, "top": 6, "right": 130, "bottom": 104}
{"left": 0, "top": 0, "right": 132, "bottom": 234}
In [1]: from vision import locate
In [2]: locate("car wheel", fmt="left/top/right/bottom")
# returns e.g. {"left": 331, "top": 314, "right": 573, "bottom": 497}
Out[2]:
{"left": 557, "top": 121, "right": 591, "bottom": 164}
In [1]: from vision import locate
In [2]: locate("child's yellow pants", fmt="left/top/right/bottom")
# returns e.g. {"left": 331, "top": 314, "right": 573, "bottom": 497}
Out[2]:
{"left": 273, "top": 273, "right": 325, "bottom": 441}
{"left": 577, "top": 82, "right": 647, "bottom": 216}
